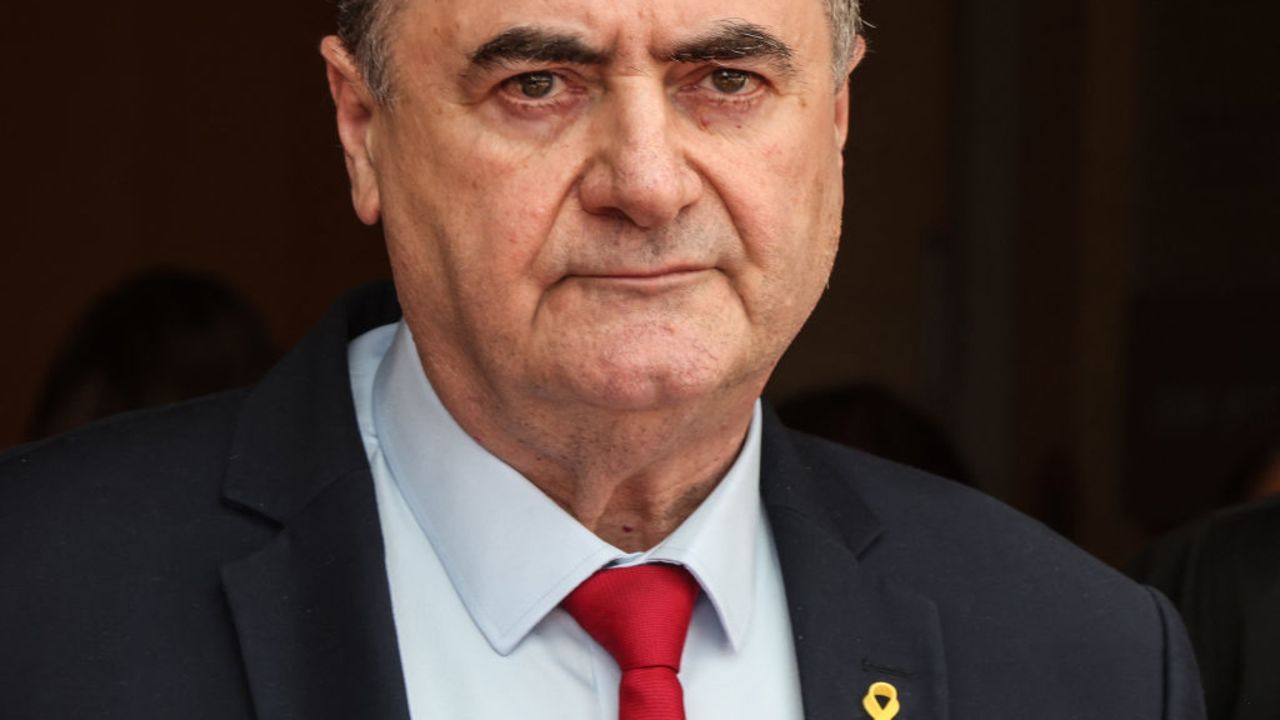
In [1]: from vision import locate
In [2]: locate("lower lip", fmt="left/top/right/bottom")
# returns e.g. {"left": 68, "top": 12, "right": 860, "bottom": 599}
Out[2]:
{"left": 572, "top": 269, "right": 709, "bottom": 293}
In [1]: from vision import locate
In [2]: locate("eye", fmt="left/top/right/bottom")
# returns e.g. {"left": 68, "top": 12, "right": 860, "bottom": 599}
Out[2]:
{"left": 703, "top": 68, "right": 759, "bottom": 95}
{"left": 503, "top": 71, "right": 561, "bottom": 99}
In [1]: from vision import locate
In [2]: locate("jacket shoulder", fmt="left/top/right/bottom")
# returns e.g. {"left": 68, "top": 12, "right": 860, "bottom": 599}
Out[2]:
{"left": 1, "top": 391, "right": 246, "bottom": 498}
{"left": 1133, "top": 495, "right": 1280, "bottom": 603}
{"left": 778, "top": 431, "right": 1204, "bottom": 717}
{"left": 1131, "top": 496, "right": 1280, "bottom": 717}
{"left": 0, "top": 391, "right": 270, "bottom": 568}
{"left": 788, "top": 430, "right": 1161, "bottom": 625}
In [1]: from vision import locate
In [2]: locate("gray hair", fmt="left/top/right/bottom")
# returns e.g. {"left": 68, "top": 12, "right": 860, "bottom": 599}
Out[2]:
{"left": 336, "top": 0, "right": 862, "bottom": 103}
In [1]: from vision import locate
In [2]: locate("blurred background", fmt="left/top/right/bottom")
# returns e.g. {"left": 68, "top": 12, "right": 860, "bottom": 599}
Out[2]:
{"left": 1, "top": 0, "right": 1277, "bottom": 566}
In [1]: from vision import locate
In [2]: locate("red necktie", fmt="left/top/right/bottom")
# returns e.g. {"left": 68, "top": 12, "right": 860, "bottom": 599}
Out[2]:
{"left": 562, "top": 564, "right": 701, "bottom": 720}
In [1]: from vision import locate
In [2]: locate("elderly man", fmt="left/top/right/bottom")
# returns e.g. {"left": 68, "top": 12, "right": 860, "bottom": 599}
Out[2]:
{"left": 1, "top": 0, "right": 1204, "bottom": 718}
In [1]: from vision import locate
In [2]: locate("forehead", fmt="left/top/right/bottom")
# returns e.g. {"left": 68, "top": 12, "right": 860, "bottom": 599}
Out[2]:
{"left": 392, "top": 0, "right": 831, "bottom": 67}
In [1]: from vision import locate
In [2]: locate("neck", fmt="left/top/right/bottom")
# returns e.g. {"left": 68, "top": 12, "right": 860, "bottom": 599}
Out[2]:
{"left": 432, "top": 369, "right": 759, "bottom": 552}
{"left": 528, "top": 405, "right": 756, "bottom": 552}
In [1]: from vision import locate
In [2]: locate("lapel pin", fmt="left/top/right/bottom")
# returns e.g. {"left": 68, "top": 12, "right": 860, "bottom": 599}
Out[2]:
{"left": 862, "top": 681, "right": 901, "bottom": 720}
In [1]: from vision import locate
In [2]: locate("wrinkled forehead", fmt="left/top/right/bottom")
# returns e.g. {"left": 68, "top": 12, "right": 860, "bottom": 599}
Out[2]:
{"left": 390, "top": 0, "right": 832, "bottom": 70}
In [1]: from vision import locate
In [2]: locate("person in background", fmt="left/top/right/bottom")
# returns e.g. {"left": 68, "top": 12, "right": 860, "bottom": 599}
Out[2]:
{"left": 26, "top": 269, "right": 276, "bottom": 440}
{"left": 1217, "top": 420, "right": 1280, "bottom": 504}
{"left": 777, "top": 382, "right": 972, "bottom": 485}
{"left": 1132, "top": 418, "right": 1280, "bottom": 720}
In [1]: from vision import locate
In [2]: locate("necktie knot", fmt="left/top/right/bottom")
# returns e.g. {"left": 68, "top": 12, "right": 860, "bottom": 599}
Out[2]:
{"left": 562, "top": 563, "right": 700, "bottom": 720}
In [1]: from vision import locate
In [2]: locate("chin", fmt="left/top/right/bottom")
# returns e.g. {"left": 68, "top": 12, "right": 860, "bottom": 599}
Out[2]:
{"left": 554, "top": 353, "right": 735, "bottom": 413}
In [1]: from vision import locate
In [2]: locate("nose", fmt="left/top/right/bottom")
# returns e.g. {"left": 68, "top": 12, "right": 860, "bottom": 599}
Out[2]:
{"left": 577, "top": 83, "right": 702, "bottom": 229}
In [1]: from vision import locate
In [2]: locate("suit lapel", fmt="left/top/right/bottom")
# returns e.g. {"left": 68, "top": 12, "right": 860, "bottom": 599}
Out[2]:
{"left": 761, "top": 410, "right": 950, "bottom": 720}
{"left": 219, "top": 284, "right": 411, "bottom": 720}
{"left": 221, "top": 467, "right": 411, "bottom": 720}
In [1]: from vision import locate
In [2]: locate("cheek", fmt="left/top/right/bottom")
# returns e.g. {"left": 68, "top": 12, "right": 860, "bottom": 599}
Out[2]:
{"left": 746, "top": 118, "right": 840, "bottom": 206}
{"left": 389, "top": 122, "right": 579, "bottom": 283}
{"left": 720, "top": 124, "right": 843, "bottom": 332}
{"left": 714, "top": 104, "right": 842, "bottom": 228}
{"left": 452, "top": 137, "right": 585, "bottom": 272}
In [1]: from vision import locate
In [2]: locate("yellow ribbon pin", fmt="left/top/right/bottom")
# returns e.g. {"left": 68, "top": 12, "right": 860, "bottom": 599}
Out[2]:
{"left": 862, "top": 681, "right": 901, "bottom": 720}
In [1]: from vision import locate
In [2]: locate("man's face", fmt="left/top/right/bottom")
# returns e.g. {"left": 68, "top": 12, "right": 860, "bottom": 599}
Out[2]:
{"left": 341, "top": 0, "right": 855, "bottom": 414}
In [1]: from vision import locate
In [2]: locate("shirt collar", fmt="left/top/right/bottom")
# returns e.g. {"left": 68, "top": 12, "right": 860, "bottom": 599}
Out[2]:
{"left": 371, "top": 321, "right": 762, "bottom": 655}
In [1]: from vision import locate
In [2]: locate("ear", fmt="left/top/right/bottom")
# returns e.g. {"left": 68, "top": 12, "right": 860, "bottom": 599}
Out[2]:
{"left": 320, "top": 36, "right": 382, "bottom": 226}
{"left": 834, "top": 35, "right": 868, "bottom": 153}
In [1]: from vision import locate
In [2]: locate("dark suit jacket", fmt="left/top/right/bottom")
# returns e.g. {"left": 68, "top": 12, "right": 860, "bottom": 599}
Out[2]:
{"left": 0, "top": 283, "right": 1204, "bottom": 719}
{"left": 1131, "top": 497, "right": 1280, "bottom": 720}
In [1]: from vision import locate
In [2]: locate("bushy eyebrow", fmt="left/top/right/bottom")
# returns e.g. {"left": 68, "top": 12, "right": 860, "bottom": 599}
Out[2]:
{"left": 665, "top": 20, "right": 796, "bottom": 76}
{"left": 465, "top": 20, "right": 797, "bottom": 76}
{"left": 469, "top": 27, "right": 607, "bottom": 69}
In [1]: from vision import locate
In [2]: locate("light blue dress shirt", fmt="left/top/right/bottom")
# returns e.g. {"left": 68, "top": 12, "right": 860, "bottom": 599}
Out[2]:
{"left": 348, "top": 321, "right": 803, "bottom": 719}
